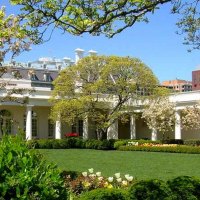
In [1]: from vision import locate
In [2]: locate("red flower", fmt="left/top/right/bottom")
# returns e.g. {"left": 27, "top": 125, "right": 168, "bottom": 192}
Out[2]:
{"left": 64, "top": 132, "right": 79, "bottom": 137}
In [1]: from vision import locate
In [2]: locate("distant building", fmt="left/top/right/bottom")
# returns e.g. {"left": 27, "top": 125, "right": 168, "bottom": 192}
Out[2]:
{"left": 192, "top": 70, "right": 200, "bottom": 91}
{"left": 161, "top": 79, "right": 192, "bottom": 92}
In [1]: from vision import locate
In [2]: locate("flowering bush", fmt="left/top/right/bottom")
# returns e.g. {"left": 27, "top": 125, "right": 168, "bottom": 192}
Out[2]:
{"left": 65, "top": 168, "right": 135, "bottom": 197}
{"left": 64, "top": 132, "right": 79, "bottom": 137}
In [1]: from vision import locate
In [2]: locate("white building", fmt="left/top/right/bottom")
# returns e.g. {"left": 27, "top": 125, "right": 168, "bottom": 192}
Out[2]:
{"left": 0, "top": 49, "right": 199, "bottom": 141}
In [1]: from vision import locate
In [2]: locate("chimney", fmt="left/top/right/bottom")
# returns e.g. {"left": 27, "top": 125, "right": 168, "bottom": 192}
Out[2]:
{"left": 75, "top": 48, "right": 84, "bottom": 64}
{"left": 88, "top": 50, "right": 97, "bottom": 56}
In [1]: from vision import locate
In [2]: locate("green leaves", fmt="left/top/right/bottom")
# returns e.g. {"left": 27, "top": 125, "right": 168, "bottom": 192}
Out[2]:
{"left": 0, "top": 134, "right": 68, "bottom": 199}
{"left": 51, "top": 55, "right": 159, "bottom": 138}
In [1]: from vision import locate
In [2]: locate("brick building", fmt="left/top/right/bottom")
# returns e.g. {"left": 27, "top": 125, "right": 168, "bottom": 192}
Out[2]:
{"left": 161, "top": 79, "right": 192, "bottom": 92}
{"left": 192, "top": 70, "right": 200, "bottom": 90}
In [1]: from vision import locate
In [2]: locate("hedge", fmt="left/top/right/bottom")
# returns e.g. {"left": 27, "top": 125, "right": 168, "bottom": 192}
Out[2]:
{"left": 76, "top": 176, "right": 200, "bottom": 200}
{"left": 118, "top": 145, "right": 200, "bottom": 154}
{"left": 27, "top": 138, "right": 116, "bottom": 150}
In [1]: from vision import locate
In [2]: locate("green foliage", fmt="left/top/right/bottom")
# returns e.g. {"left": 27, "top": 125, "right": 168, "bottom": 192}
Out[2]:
{"left": 0, "top": 134, "right": 67, "bottom": 199}
{"left": 50, "top": 55, "right": 159, "bottom": 138}
{"left": 167, "top": 176, "right": 200, "bottom": 200}
{"left": 119, "top": 145, "right": 200, "bottom": 154}
{"left": 184, "top": 140, "right": 200, "bottom": 146}
{"left": 129, "top": 179, "right": 172, "bottom": 200}
{"left": 28, "top": 138, "right": 115, "bottom": 150}
{"left": 10, "top": 0, "right": 200, "bottom": 50}
{"left": 79, "top": 188, "right": 129, "bottom": 200}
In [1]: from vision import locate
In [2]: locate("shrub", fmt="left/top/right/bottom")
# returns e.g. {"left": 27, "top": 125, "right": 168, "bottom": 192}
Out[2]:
{"left": 0, "top": 134, "right": 67, "bottom": 199}
{"left": 163, "top": 139, "right": 184, "bottom": 145}
{"left": 118, "top": 145, "right": 200, "bottom": 154}
{"left": 79, "top": 188, "right": 129, "bottom": 200}
{"left": 167, "top": 176, "right": 200, "bottom": 200}
{"left": 184, "top": 139, "right": 200, "bottom": 146}
{"left": 129, "top": 179, "right": 172, "bottom": 200}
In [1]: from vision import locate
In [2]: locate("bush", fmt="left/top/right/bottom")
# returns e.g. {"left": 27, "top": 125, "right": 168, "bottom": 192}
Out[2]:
{"left": 118, "top": 145, "right": 200, "bottom": 154}
{"left": 184, "top": 139, "right": 200, "bottom": 146}
{"left": 0, "top": 134, "right": 67, "bottom": 199}
{"left": 79, "top": 188, "right": 129, "bottom": 200}
{"left": 163, "top": 139, "right": 184, "bottom": 145}
{"left": 167, "top": 176, "right": 200, "bottom": 200}
{"left": 129, "top": 179, "right": 172, "bottom": 200}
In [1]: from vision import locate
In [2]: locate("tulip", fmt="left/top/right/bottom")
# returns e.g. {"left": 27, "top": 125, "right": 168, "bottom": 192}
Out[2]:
{"left": 82, "top": 172, "right": 87, "bottom": 177}
{"left": 88, "top": 168, "right": 94, "bottom": 173}
{"left": 108, "top": 177, "right": 114, "bottom": 182}
{"left": 114, "top": 172, "right": 120, "bottom": 179}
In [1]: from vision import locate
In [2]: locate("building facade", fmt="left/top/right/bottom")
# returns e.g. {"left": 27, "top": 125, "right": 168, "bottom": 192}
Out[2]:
{"left": 162, "top": 79, "right": 192, "bottom": 92}
{"left": 0, "top": 49, "right": 200, "bottom": 141}
{"left": 192, "top": 69, "right": 200, "bottom": 91}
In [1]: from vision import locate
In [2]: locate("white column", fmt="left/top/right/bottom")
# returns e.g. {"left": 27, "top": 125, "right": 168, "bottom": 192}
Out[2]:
{"left": 83, "top": 116, "right": 89, "bottom": 139}
{"left": 151, "top": 128, "right": 157, "bottom": 141}
{"left": 55, "top": 120, "right": 61, "bottom": 139}
{"left": 107, "top": 120, "right": 118, "bottom": 139}
{"left": 130, "top": 115, "right": 136, "bottom": 139}
{"left": 175, "top": 110, "right": 181, "bottom": 139}
{"left": 26, "top": 105, "right": 32, "bottom": 140}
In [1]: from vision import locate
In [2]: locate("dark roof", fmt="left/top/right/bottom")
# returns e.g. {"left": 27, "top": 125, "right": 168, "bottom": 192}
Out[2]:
{"left": 1, "top": 67, "right": 59, "bottom": 82}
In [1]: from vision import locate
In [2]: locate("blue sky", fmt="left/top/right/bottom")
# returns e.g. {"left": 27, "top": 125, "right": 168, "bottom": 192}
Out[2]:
{"left": 2, "top": 1, "right": 200, "bottom": 83}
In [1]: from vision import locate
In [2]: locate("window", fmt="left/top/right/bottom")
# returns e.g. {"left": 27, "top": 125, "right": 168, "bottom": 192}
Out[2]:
{"left": 0, "top": 110, "right": 12, "bottom": 135}
{"left": 31, "top": 74, "right": 39, "bottom": 81}
{"left": 71, "top": 123, "right": 77, "bottom": 133}
{"left": 24, "top": 111, "right": 38, "bottom": 137}
{"left": 71, "top": 120, "right": 83, "bottom": 136}
{"left": 44, "top": 73, "right": 53, "bottom": 82}
{"left": 48, "top": 119, "right": 54, "bottom": 137}
{"left": 78, "top": 120, "right": 83, "bottom": 136}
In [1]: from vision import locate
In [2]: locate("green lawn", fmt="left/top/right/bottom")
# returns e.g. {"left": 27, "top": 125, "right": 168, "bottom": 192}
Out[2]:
{"left": 39, "top": 149, "right": 200, "bottom": 180}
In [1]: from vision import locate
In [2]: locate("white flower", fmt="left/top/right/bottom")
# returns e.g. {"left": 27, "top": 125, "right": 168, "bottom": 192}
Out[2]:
{"left": 114, "top": 173, "right": 120, "bottom": 179}
{"left": 116, "top": 178, "right": 122, "bottom": 183}
{"left": 96, "top": 172, "right": 101, "bottom": 177}
{"left": 108, "top": 177, "right": 113, "bottom": 182}
{"left": 98, "top": 176, "right": 104, "bottom": 181}
{"left": 89, "top": 174, "right": 96, "bottom": 178}
{"left": 127, "top": 176, "right": 133, "bottom": 182}
{"left": 88, "top": 168, "right": 94, "bottom": 173}
{"left": 122, "top": 180, "right": 128, "bottom": 186}
{"left": 82, "top": 172, "right": 87, "bottom": 177}
{"left": 125, "top": 174, "right": 130, "bottom": 180}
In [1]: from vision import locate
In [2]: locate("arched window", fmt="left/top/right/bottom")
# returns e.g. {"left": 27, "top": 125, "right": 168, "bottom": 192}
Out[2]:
{"left": 0, "top": 110, "right": 12, "bottom": 135}
{"left": 24, "top": 111, "right": 38, "bottom": 137}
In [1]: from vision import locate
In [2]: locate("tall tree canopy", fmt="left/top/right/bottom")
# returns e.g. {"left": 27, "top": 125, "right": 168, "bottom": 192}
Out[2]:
{"left": 10, "top": 0, "right": 200, "bottom": 50}
{"left": 50, "top": 55, "right": 160, "bottom": 138}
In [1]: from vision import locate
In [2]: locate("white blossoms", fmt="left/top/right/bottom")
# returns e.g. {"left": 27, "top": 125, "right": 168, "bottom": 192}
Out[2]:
{"left": 96, "top": 172, "right": 101, "bottom": 177}
{"left": 114, "top": 173, "right": 120, "bottom": 179}
{"left": 125, "top": 174, "right": 134, "bottom": 182}
{"left": 88, "top": 168, "right": 94, "bottom": 173}
{"left": 82, "top": 172, "right": 87, "bottom": 177}
{"left": 108, "top": 177, "right": 114, "bottom": 182}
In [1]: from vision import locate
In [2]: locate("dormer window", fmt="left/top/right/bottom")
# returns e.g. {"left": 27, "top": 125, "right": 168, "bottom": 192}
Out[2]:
{"left": 28, "top": 70, "right": 38, "bottom": 81}
{"left": 43, "top": 72, "right": 53, "bottom": 82}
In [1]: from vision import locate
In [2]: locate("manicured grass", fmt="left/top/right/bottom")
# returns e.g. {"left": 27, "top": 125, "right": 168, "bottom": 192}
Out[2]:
{"left": 39, "top": 149, "right": 200, "bottom": 180}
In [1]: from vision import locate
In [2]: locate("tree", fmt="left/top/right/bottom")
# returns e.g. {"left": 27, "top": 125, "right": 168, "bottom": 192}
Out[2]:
{"left": 0, "top": 6, "right": 36, "bottom": 105}
{"left": 181, "top": 104, "right": 200, "bottom": 130}
{"left": 10, "top": 0, "right": 200, "bottom": 50}
{"left": 142, "top": 97, "right": 175, "bottom": 141}
{"left": 50, "top": 55, "right": 159, "bottom": 139}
